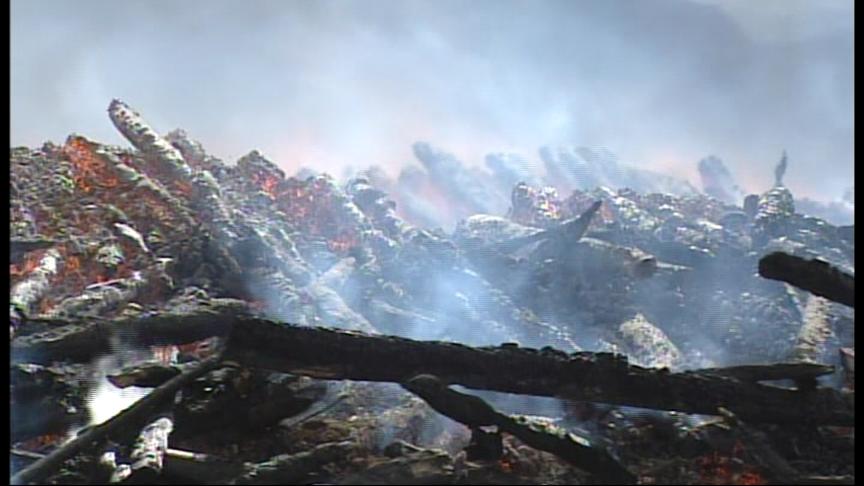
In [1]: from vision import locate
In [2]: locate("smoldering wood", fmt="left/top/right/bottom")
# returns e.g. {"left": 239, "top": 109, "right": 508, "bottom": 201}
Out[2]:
{"left": 229, "top": 441, "right": 353, "bottom": 485}
{"left": 402, "top": 374, "right": 635, "bottom": 484}
{"left": 161, "top": 448, "right": 246, "bottom": 484}
{"left": 698, "top": 362, "right": 835, "bottom": 383}
{"left": 758, "top": 252, "right": 855, "bottom": 307}
{"left": 11, "top": 363, "right": 87, "bottom": 443}
{"left": 10, "top": 248, "right": 62, "bottom": 318}
{"left": 492, "top": 200, "right": 601, "bottom": 253}
{"left": 716, "top": 408, "right": 800, "bottom": 484}
{"left": 124, "top": 416, "right": 174, "bottom": 483}
{"left": 107, "top": 362, "right": 188, "bottom": 389}
{"left": 11, "top": 354, "right": 222, "bottom": 485}
{"left": 11, "top": 298, "right": 247, "bottom": 364}
{"left": 10, "top": 238, "right": 56, "bottom": 265}
{"left": 223, "top": 318, "right": 854, "bottom": 426}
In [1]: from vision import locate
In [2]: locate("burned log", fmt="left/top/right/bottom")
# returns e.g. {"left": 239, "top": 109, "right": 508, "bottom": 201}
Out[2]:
{"left": 11, "top": 297, "right": 247, "bottom": 364}
{"left": 11, "top": 354, "right": 222, "bottom": 485}
{"left": 698, "top": 362, "right": 835, "bottom": 383}
{"left": 223, "top": 318, "right": 854, "bottom": 426}
{"left": 758, "top": 252, "right": 854, "bottom": 307}
{"left": 230, "top": 441, "right": 353, "bottom": 485}
{"left": 789, "top": 295, "right": 834, "bottom": 364}
{"left": 403, "top": 374, "right": 635, "bottom": 484}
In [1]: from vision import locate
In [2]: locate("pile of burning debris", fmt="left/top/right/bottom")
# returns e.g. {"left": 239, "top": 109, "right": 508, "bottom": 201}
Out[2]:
{"left": 10, "top": 100, "right": 854, "bottom": 485}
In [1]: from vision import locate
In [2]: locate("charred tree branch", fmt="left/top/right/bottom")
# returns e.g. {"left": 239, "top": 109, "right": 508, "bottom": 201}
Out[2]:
{"left": 758, "top": 252, "right": 854, "bottom": 307}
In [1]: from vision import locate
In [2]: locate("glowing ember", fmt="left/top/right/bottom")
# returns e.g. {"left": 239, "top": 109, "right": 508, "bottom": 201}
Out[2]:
{"left": 63, "top": 137, "right": 120, "bottom": 193}
{"left": 328, "top": 232, "right": 358, "bottom": 253}
{"left": 10, "top": 251, "right": 45, "bottom": 277}
{"left": 151, "top": 345, "right": 179, "bottom": 365}
{"left": 16, "top": 433, "right": 65, "bottom": 452}
{"left": 697, "top": 447, "right": 766, "bottom": 485}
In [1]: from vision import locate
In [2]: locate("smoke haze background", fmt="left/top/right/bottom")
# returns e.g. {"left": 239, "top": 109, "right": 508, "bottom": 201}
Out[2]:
{"left": 11, "top": 0, "right": 853, "bottom": 204}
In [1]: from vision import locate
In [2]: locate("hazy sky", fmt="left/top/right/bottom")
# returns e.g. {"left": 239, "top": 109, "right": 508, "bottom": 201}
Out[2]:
{"left": 11, "top": 0, "right": 853, "bottom": 200}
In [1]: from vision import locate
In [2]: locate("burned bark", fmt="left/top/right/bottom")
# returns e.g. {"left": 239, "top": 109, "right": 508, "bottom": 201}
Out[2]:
{"left": 223, "top": 318, "right": 854, "bottom": 426}
{"left": 402, "top": 374, "right": 635, "bottom": 484}
{"left": 11, "top": 298, "right": 247, "bottom": 364}
{"left": 10, "top": 238, "right": 55, "bottom": 265}
{"left": 758, "top": 252, "right": 854, "bottom": 307}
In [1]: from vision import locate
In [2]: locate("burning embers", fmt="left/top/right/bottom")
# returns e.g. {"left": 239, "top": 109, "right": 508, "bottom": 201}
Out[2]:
{"left": 63, "top": 136, "right": 121, "bottom": 193}
{"left": 697, "top": 442, "right": 765, "bottom": 485}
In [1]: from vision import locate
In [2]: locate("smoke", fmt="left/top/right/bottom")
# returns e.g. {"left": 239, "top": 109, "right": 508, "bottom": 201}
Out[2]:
{"left": 11, "top": 0, "right": 853, "bottom": 203}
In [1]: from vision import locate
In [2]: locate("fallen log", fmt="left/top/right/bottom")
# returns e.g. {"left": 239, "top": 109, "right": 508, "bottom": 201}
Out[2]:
{"left": 758, "top": 252, "right": 854, "bottom": 307}
{"left": 403, "top": 374, "right": 635, "bottom": 484}
{"left": 699, "top": 362, "right": 835, "bottom": 383}
{"left": 223, "top": 319, "right": 854, "bottom": 426}
{"left": 11, "top": 297, "right": 247, "bottom": 363}
{"left": 789, "top": 296, "right": 834, "bottom": 364}
{"left": 11, "top": 354, "right": 222, "bottom": 485}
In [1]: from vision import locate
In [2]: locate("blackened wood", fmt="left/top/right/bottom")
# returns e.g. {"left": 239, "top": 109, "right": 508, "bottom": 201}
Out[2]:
{"left": 11, "top": 298, "right": 247, "bottom": 364}
{"left": 698, "top": 362, "right": 835, "bottom": 383}
{"left": 11, "top": 354, "right": 222, "bottom": 485}
{"left": 224, "top": 318, "right": 854, "bottom": 426}
{"left": 10, "top": 238, "right": 55, "bottom": 265}
{"left": 162, "top": 449, "right": 246, "bottom": 484}
{"left": 230, "top": 441, "right": 353, "bottom": 484}
{"left": 758, "top": 252, "right": 854, "bottom": 307}
{"left": 403, "top": 374, "right": 635, "bottom": 484}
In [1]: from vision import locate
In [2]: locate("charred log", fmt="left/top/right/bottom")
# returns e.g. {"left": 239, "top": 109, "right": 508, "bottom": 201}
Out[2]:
{"left": 223, "top": 318, "right": 854, "bottom": 426}
{"left": 402, "top": 374, "right": 635, "bottom": 484}
{"left": 758, "top": 252, "right": 854, "bottom": 307}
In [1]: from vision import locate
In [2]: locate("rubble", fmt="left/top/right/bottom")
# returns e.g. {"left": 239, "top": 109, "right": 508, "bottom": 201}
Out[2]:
{"left": 9, "top": 99, "right": 854, "bottom": 484}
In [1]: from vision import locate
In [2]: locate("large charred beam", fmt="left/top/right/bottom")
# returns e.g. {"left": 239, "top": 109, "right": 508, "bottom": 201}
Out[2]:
{"left": 11, "top": 354, "right": 223, "bottom": 485}
{"left": 758, "top": 252, "right": 854, "bottom": 307}
{"left": 11, "top": 298, "right": 247, "bottom": 363}
{"left": 403, "top": 374, "right": 635, "bottom": 484}
{"left": 223, "top": 319, "right": 854, "bottom": 426}
{"left": 699, "top": 362, "right": 835, "bottom": 383}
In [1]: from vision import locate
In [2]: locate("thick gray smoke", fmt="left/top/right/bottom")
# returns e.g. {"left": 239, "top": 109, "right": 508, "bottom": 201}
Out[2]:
{"left": 11, "top": 0, "right": 853, "bottom": 205}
